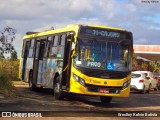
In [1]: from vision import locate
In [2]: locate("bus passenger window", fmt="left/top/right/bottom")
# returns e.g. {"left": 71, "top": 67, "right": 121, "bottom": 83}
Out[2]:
{"left": 35, "top": 42, "right": 40, "bottom": 58}
{"left": 39, "top": 41, "right": 46, "bottom": 60}
{"left": 58, "top": 34, "right": 66, "bottom": 58}
{"left": 60, "top": 34, "right": 66, "bottom": 46}
{"left": 44, "top": 36, "right": 51, "bottom": 58}
{"left": 22, "top": 40, "right": 30, "bottom": 58}
{"left": 28, "top": 39, "right": 35, "bottom": 58}
{"left": 50, "top": 35, "right": 59, "bottom": 57}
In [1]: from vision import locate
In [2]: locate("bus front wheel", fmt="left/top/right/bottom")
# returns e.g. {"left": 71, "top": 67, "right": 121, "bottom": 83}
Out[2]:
{"left": 54, "top": 77, "right": 64, "bottom": 100}
{"left": 100, "top": 96, "right": 112, "bottom": 104}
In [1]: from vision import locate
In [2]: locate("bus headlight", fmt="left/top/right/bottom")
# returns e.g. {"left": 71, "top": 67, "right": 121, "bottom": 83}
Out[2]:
{"left": 122, "top": 80, "right": 130, "bottom": 89}
{"left": 73, "top": 74, "right": 85, "bottom": 86}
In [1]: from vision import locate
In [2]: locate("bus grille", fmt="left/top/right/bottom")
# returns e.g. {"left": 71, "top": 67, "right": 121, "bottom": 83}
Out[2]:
{"left": 86, "top": 84, "right": 122, "bottom": 94}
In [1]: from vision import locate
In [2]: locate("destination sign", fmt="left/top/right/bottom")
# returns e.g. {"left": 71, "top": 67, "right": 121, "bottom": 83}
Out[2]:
{"left": 79, "top": 27, "right": 127, "bottom": 39}
{"left": 92, "top": 30, "right": 120, "bottom": 38}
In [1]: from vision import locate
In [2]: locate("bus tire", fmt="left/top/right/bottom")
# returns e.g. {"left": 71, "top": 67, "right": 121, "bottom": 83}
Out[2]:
{"left": 54, "top": 77, "right": 64, "bottom": 100}
{"left": 29, "top": 71, "right": 36, "bottom": 91}
{"left": 100, "top": 96, "right": 112, "bottom": 104}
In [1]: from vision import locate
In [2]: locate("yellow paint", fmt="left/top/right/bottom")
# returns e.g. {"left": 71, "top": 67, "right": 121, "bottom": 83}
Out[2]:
{"left": 70, "top": 66, "right": 131, "bottom": 97}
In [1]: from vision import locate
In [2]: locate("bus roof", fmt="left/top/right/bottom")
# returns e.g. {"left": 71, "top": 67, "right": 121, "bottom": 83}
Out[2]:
{"left": 23, "top": 24, "right": 125, "bottom": 39}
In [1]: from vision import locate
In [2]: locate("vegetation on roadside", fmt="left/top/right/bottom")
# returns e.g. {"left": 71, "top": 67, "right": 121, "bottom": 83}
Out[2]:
{"left": 0, "top": 26, "right": 18, "bottom": 97}
{"left": 0, "top": 59, "right": 20, "bottom": 97}
{"left": 132, "top": 52, "right": 160, "bottom": 72}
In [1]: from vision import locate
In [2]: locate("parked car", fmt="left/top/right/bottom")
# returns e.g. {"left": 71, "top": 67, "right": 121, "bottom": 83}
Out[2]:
{"left": 141, "top": 71, "right": 158, "bottom": 91}
{"left": 154, "top": 73, "right": 160, "bottom": 90}
{"left": 130, "top": 71, "right": 158, "bottom": 93}
{"left": 131, "top": 71, "right": 150, "bottom": 93}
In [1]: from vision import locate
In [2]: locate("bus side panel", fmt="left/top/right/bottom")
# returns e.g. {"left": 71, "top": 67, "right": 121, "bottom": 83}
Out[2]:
{"left": 24, "top": 58, "right": 34, "bottom": 82}
{"left": 42, "top": 58, "right": 59, "bottom": 89}
{"left": 19, "top": 58, "right": 24, "bottom": 80}
{"left": 36, "top": 60, "right": 43, "bottom": 84}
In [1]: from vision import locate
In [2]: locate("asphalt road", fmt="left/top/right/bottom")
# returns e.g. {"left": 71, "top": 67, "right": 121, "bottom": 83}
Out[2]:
{"left": 0, "top": 85, "right": 160, "bottom": 118}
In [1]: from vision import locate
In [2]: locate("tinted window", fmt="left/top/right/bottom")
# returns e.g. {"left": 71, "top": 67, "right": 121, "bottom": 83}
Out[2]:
{"left": 22, "top": 40, "right": 30, "bottom": 58}
{"left": 44, "top": 36, "right": 52, "bottom": 58}
{"left": 35, "top": 41, "right": 40, "bottom": 58}
{"left": 132, "top": 73, "right": 141, "bottom": 78}
{"left": 39, "top": 40, "right": 46, "bottom": 59}
{"left": 53, "top": 36, "right": 59, "bottom": 46}
{"left": 28, "top": 39, "right": 35, "bottom": 57}
{"left": 50, "top": 35, "right": 59, "bottom": 57}
{"left": 60, "top": 34, "right": 66, "bottom": 46}
{"left": 58, "top": 34, "right": 66, "bottom": 58}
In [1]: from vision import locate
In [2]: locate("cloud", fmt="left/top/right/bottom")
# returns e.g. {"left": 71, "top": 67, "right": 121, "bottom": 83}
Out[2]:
{"left": 12, "top": 33, "right": 23, "bottom": 56}
{"left": 0, "top": 0, "right": 160, "bottom": 58}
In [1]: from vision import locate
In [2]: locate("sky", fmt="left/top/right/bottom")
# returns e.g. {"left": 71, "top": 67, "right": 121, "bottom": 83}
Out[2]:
{"left": 0, "top": 0, "right": 160, "bottom": 57}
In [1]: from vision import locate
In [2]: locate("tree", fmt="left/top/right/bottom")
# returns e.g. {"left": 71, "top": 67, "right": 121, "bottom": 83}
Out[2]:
{"left": 0, "top": 54, "right": 5, "bottom": 59}
{"left": 0, "top": 26, "right": 16, "bottom": 56}
{"left": 132, "top": 50, "right": 138, "bottom": 71}
{"left": 11, "top": 50, "right": 18, "bottom": 60}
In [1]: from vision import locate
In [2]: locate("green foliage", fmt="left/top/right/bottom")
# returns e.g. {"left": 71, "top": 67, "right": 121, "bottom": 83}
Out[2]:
{"left": 149, "top": 61, "right": 160, "bottom": 72}
{"left": 11, "top": 50, "right": 18, "bottom": 60}
{"left": 0, "top": 54, "right": 5, "bottom": 59}
{"left": 132, "top": 51, "right": 138, "bottom": 71}
{"left": 0, "top": 59, "right": 19, "bottom": 96}
{"left": 132, "top": 50, "right": 160, "bottom": 72}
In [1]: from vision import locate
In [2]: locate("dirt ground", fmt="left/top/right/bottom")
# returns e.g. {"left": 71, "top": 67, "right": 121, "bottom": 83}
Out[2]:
{"left": 0, "top": 84, "right": 160, "bottom": 119}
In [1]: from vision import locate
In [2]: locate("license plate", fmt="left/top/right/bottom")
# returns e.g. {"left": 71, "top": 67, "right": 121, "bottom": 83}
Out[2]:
{"left": 99, "top": 88, "right": 109, "bottom": 93}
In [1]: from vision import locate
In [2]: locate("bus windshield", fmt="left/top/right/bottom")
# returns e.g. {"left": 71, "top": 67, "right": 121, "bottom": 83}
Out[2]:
{"left": 74, "top": 39, "right": 132, "bottom": 71}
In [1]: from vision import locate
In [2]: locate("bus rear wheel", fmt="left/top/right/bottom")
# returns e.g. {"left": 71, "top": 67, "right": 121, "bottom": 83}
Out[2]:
{"left": 54, "top": 77, "right": 64, "bottom": 100}
{"left": 29, "top": 72, "right": 36, "bottom": 91}
{"left": 100, "top": 96, "right": 112, "bottom": 104}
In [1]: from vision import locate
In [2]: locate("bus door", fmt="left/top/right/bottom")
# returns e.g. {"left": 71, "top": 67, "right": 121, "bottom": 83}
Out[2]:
{"left": 61, "top": 33, "right": 74, "bottom": 90}
{"left": 22, "top": 40, "right": 30, "bottom": 81}
{"left": 33, "top": 40, "right": 46, "bottom": 85}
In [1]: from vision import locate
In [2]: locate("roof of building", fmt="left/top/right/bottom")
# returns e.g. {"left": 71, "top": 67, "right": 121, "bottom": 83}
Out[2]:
{"left": 134, "top": 45, "right": 160, "bottom": 61}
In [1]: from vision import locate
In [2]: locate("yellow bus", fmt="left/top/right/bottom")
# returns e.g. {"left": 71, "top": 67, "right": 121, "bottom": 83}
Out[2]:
{"left": 19, "top": 24, "right": 133, "bottom": 103}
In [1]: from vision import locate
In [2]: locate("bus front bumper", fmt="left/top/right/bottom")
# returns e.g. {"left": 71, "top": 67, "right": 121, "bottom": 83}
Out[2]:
{"left": 69, "top": 78, "right": 130, "bottom": 97}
